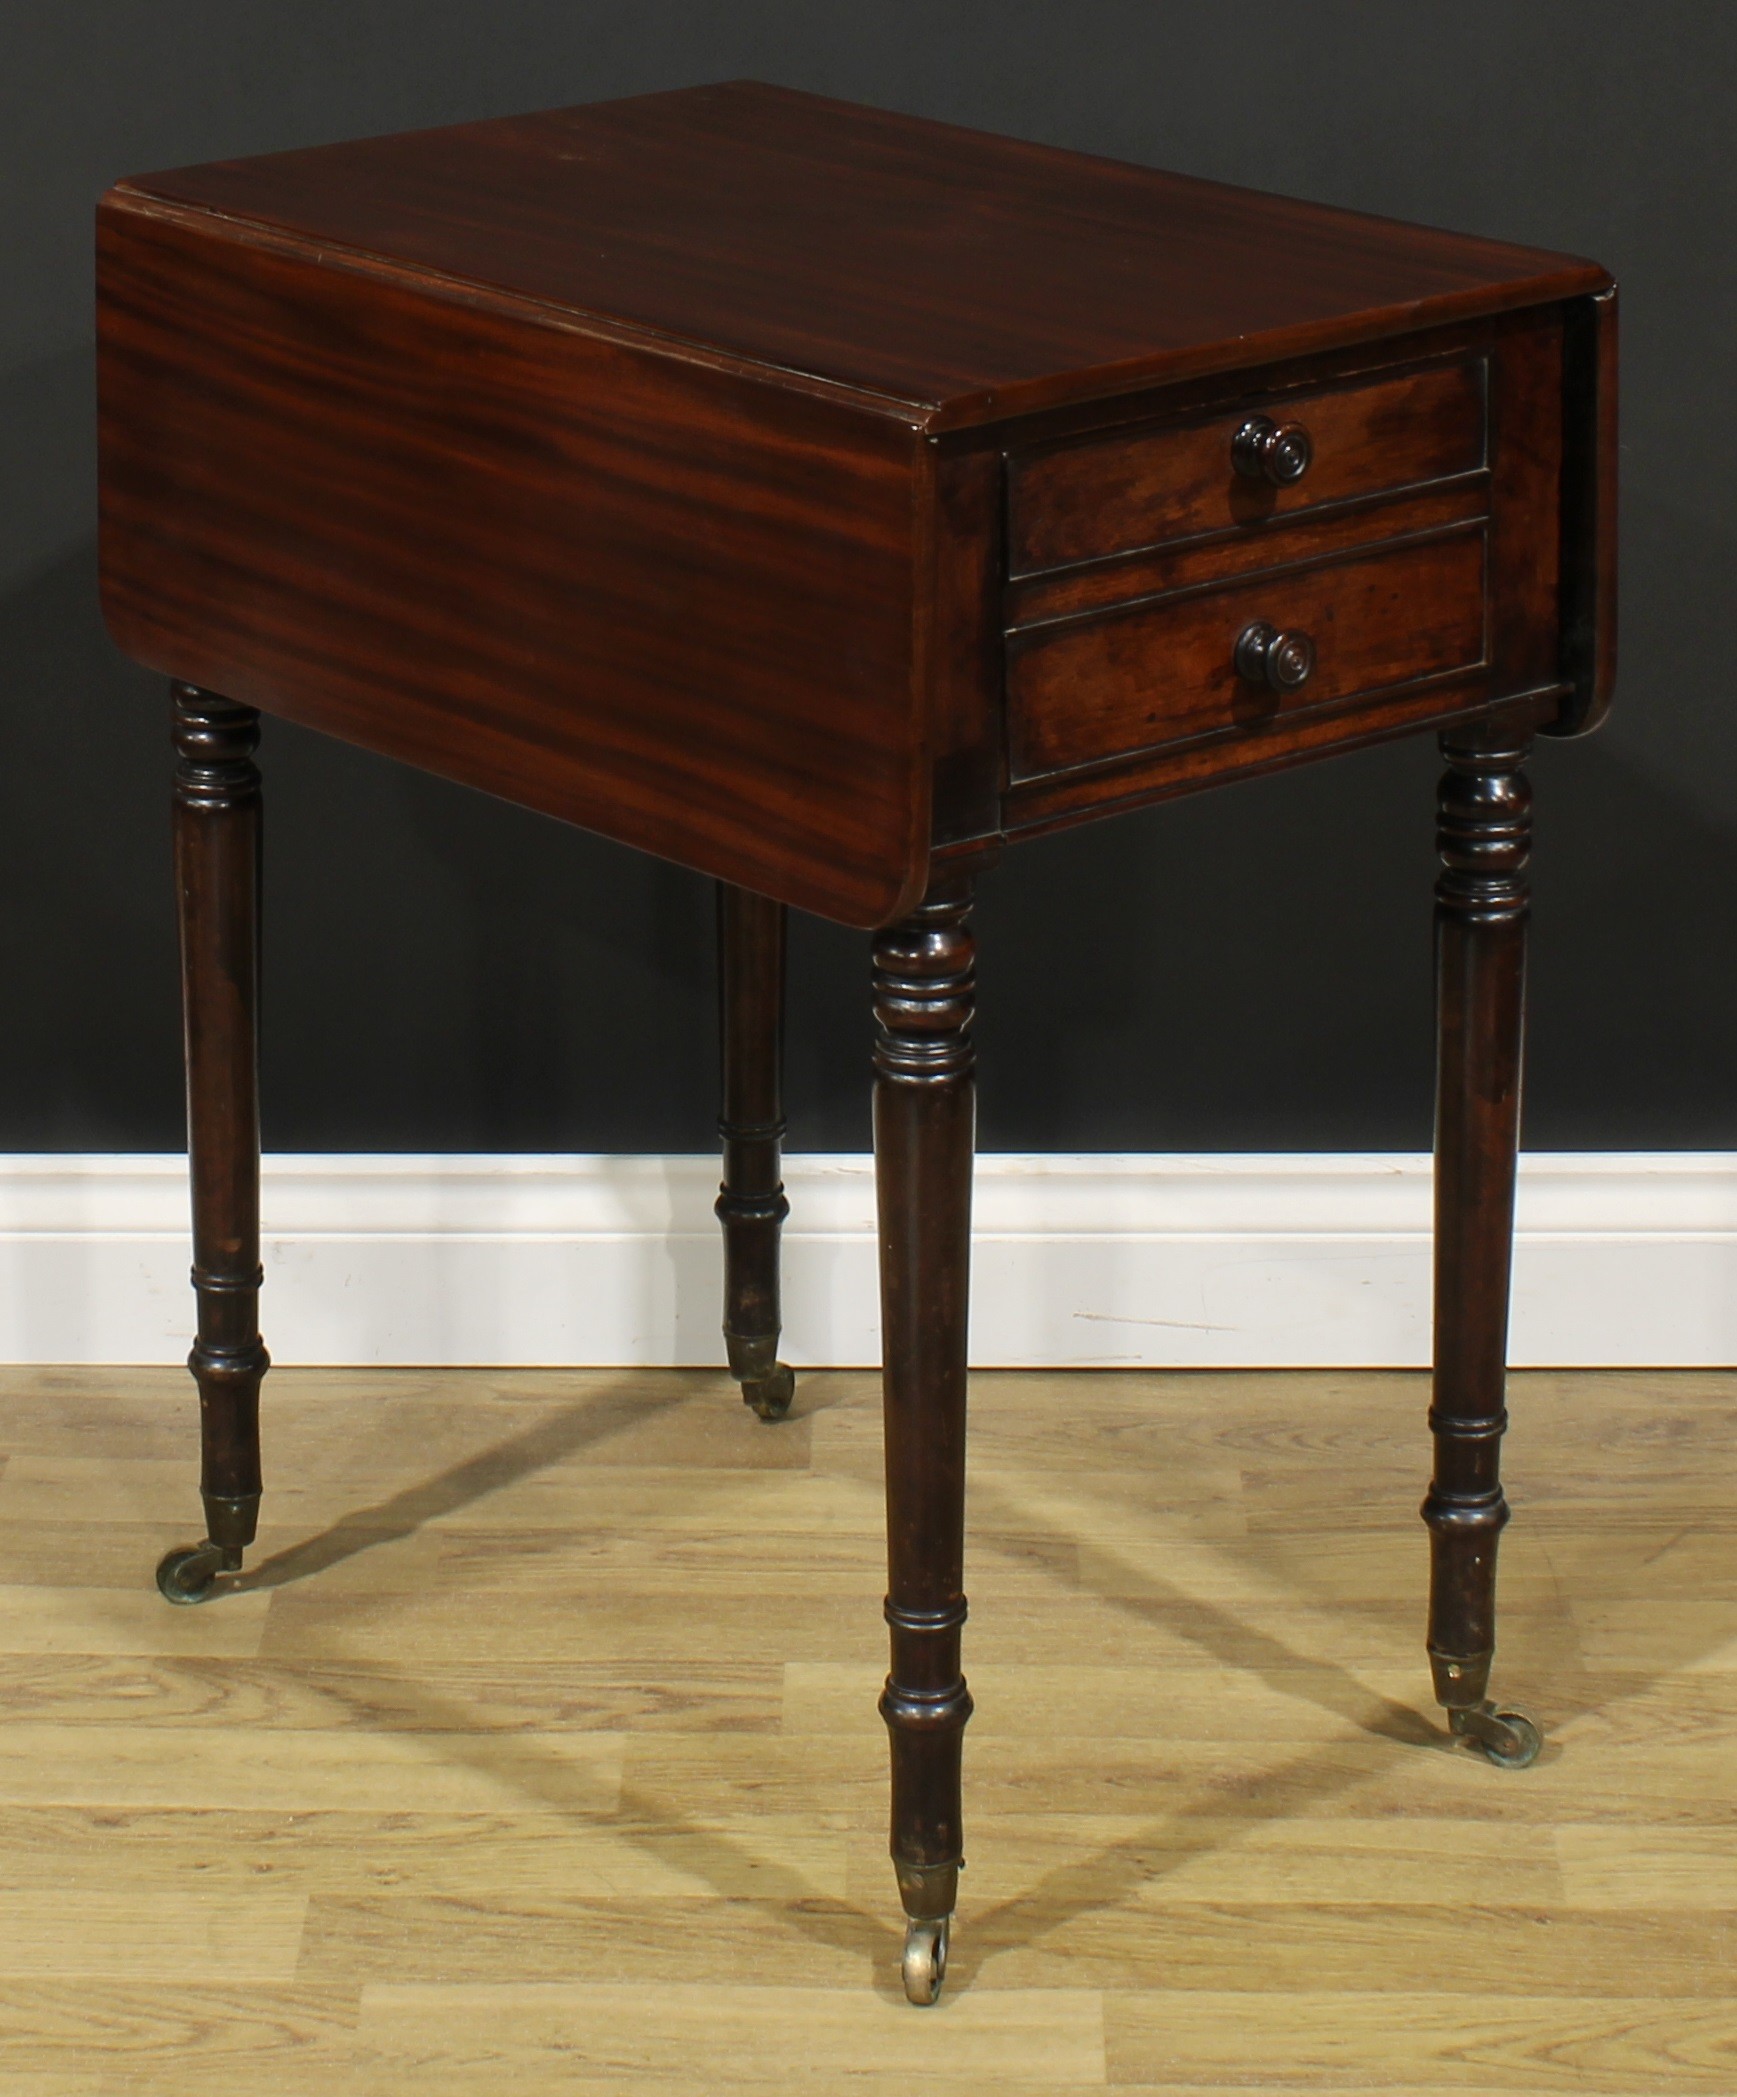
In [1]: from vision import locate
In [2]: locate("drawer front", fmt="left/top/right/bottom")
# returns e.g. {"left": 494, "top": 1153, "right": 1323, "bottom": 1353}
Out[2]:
{"left": 1008, "top": 359, "right": 1486, "bottom": 576}
{"left": 1007, "top": 529, "right": 1487, "bottom": 781}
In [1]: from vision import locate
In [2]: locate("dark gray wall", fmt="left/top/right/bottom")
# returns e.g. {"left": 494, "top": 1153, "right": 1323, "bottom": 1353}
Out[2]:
{"left": 6, "top": 2, "right": 1732, "bottom": 1153}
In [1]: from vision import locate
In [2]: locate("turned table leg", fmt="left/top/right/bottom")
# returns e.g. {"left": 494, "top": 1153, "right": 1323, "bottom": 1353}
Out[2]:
{"left": 156, "top": 683, "right": 270, "bottom": 1605}
{"left": 1425, "top": 724, "right": 1540, "bottom": 1766}
{"left": 872, "top": 874, "right": 976, "bottom": 2005}
{"left": 715, "top": 882, "right": 794, "bottom": 1421}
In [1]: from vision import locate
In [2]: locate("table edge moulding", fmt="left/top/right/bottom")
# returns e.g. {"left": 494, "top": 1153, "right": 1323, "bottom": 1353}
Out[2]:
{"left": 93, "top": 79, "right": 1618, "bottom": 2006}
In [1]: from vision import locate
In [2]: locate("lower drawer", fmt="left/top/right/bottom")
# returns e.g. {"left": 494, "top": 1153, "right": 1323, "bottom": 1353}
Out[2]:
{"left": 1006, "top": 528, "right": 1488, "bottom": 781}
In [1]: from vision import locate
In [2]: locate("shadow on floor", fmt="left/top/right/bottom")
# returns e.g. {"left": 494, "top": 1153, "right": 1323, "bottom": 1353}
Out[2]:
{"left": 171, "top": 1366, "right": 1727, "bottom": 1998}
{"left": 234, "top": 1372, "right": 743, "bottom": 1593}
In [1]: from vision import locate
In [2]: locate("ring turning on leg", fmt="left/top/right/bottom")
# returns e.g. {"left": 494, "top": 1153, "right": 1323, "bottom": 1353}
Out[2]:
{"left": 1426, "top": 725, "right": 1538, "bottom": 1763}
{"left": 873, "top": 877, "right": 976, "bottom": 2001}
{"left": 158, "top": 684, "right": 269, "bottom": 1602}
{"left": 716, "top": 883, "right": 795, "bottom": 1421}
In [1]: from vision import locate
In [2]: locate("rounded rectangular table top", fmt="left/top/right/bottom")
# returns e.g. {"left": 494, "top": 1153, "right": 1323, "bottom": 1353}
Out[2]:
{"left": 97, "top": 85, "right": 1615, "bottom": 926}
{"left": 113, "top": 79, "right": 1608, "bottom": 432}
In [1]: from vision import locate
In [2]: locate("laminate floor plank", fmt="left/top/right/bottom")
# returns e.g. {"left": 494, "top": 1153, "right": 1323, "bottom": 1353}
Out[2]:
{"left": 354, "top": 1978, "right": 1109, "bottom": 2082}
{"left": 0, "top": 1890, "right": 308, "bottom": 1981}
{"left": 0, "top": 1653, "right": 783, "bottom": 1731}
{"left": 0, "top": 1364, "right": 1729, "bottom": 2091}
{"left": 785, "top": 1658, "right": 1467, "bottom": 1743}
{"left": 0, "top": 1582, "right": 271, "bottom": 1657}
{"left": 944, "top": 1902, "right": 1731, "bottom": 1997}
{"left": 0, "top": 1806, "right": 839, "bottom": 1900}
{"left": 839, "top": 1813, "right": 1566, "bottom": 1909}
{"left": 1106, "top": 1988, "right": 1737, "bottom": 2088}
{"left": 0, "top": 1720, "right": 624, "bottom": 1811}
{"left": 0, "top": 1457, "right": 883, "bottom": 1536}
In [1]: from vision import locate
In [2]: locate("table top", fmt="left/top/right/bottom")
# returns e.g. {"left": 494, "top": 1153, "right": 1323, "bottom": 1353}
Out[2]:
{"left": 116, "top": 79, "right": 1606, "bottom": 433}
{"left": 100, "top": 85, "right": 1614, "bottom": 929}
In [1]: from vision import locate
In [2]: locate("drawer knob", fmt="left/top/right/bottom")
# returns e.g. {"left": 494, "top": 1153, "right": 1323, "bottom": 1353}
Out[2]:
{"left": 1235, "top": 621, "right": 1315, "bottom": 693}
{"left": 1232, "top": 414, "right": 1313, "bottom": 486}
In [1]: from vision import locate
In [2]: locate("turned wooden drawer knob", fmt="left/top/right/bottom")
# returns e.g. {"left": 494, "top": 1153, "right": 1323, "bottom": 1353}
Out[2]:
{"left": 1231, "top": 414, "right": 1313, "bottom": 486}
{"left": 1235, "top": 620, "right": 1315, "bottom": 692}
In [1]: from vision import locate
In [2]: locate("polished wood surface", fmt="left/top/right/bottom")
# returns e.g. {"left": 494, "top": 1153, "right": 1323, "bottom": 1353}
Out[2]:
{"left": 872, "top": 880, "right": 978, "bottom": 1960}
{"left": 97, "top": 83, "right": 1617, "bottom": 925}
{"left": 92, "top": 83, "right": 1621, "bottom": 2006}
{"left": 1427, "top": 727, "right": 1533, "bottom": 1731}
{"left": 105, "top": 81, "right": 1605, "bottom": 426}
{"left": 99, "top": 204, "right": 926, "bottom": 926}
{"left": 715, "top": 883, "right": 795, "bottom": 1422}
{"left": 988, "top": 307, "right": 1571, "bottom": 841}
{"left": 1005, "top": 475, "right": 1485, "bottom": 629}
{"left": 1558, "top": 285, "right": 1621, "bottom": 736}
{"left": 167, "top": 684, "right": 267, "bottom": 1593}
{"left": 0, "top": 1362, "right": 1728, "bottom": 2086}
{"left": 1008, "top": 527, "right": 1487, "bottom": 779}
{"left": 1007, "top": 354, "right": 1486, "bottom": 575}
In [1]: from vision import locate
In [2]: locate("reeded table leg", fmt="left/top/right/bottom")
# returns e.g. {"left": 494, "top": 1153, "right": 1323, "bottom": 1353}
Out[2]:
{"left": 872, "top": 874, "right": 975, "bottom": 2004}
{"left": 1425, "top": 725, "right": 1540, "bottom": 1766}
{"left": 157, "top": 683, "right": 270, "bottom": 1605}
{"left": 715, "top": 882, "right": 794, "bottom": 1421}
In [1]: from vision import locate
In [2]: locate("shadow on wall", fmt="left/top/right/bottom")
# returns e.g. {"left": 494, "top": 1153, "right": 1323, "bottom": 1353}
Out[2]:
{"left": 2, "top": 532, "right": 1735, "bottom": 1155}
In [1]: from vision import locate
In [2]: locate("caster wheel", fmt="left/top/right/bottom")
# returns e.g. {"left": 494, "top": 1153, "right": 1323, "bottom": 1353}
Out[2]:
{"left": 741, "top": 1363, "right": 796, "bottom": 1422}
{"left": 1475, "top": 1706, "right": 1543, "bottom": 1769}
{"left": 1451, "top": 1699, "right": 1542, "bottom": 1769}
{"left": 901, "top": 1914, "right": 950, "bottom": 2006}
{"left": 156, "top": 1542, "right": 228, "bottom": 1606}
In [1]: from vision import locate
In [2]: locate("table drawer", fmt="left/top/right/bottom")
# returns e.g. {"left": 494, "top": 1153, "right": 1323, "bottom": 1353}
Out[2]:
{"left": 1008, "top": 358, "right": 1486, "bottom": 576}
{"left": 1006, "top": 528, "right": 1488, "bottom": 781}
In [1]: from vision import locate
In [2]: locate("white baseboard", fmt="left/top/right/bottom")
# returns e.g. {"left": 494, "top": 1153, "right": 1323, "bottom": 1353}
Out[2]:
{"left": 0, "top": 1152, "right": 1730, "bottom": 1369}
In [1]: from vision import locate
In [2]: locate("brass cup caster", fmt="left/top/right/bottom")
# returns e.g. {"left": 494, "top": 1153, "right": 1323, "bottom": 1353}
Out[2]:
{"left": 727, "top": 1335, "right": 796, "bottom": 1422}
{"left": 156, "top": 1540, "right": 242, "bottom": 1606}
{"left": 901, "top": 1914, "right": 950, "bottom": 2006}
{"left": 741, "top": 1363, "right": 796, "bottom": 1422}
{"left": 1450, "top": 1698, "right": 1542, "bottom": 1769}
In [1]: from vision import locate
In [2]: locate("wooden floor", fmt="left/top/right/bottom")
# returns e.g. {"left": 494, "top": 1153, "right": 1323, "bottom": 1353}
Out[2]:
{"left": 0, "top": 1363, "right": 1732, "bottom": 2092}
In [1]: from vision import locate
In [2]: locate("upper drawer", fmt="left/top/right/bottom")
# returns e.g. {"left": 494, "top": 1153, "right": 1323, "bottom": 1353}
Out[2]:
{"left": 1007, "top": 358, "right": 1487, "bottom": 576}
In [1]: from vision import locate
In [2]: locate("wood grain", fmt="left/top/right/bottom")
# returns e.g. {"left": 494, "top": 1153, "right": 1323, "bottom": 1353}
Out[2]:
{"left": 1004, "top": 476, "right": 1489, "bottom": 631}
{"left": 989, "top": 306, "right": 1570, "bottom": 841}
{"left": 1, "top": 1363, "right": 1729, "bottom": 2089}
{"left": 99, "top": 202, "right": 928, "bottom": 928}
{"left": 114, "top": 82, "right": 1607, "bottom": 431}
{"left": 1550, "top": 285, "right": 1620, "bottom": 736}
{"left": 1007, "top": 526, "right": 1487, "bottom": 780}
{"left": 872, "top": 880, "right": 978, "bottom": 1929}
{"left": 98, "top": 87, "right": 1616, "bottom": 926}
{"left": 1428, "top": 727, "right": 1533, "bottom": 1717}
{"left": 170, "top": 684, "right": 267, "bottom": 1588}
{"left": 1007, "top": 355, "right": 1486, "bottom": 576}
{"left": 715, "top": 883, "right": 794, "bottom": 1415}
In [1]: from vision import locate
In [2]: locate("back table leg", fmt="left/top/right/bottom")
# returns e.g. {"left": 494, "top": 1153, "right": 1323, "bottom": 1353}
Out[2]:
{"left": 1425, "top": 724, "right": 1540, "bottom": 1766}
{"left": 715, "top": 882, "right": 795, "bottom": 1421}
{"left": 873, "top": 875, "right": 976, "bottom": 2005}
{"left": 156, "top": 683, "right": 269, "bottom": 1605}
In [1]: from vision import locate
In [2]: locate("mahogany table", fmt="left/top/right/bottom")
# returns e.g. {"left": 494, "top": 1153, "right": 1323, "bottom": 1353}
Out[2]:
{"left": 96, "top": 82, "right": 1616, "bottom": 2005}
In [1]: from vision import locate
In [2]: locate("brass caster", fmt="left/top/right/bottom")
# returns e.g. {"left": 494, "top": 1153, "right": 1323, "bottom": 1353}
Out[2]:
{"left": 901, "top": 1914, "right": 950, "bottom": 2006}
{"left": 741, "top": 1363, "right": 796, "bottom": 1422}
{"left": 1450, "top": 1698, "right": 1542, "bottom": 1769}
{"left": 156, "top": 1541, "right": 239, "bottom": 1606}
